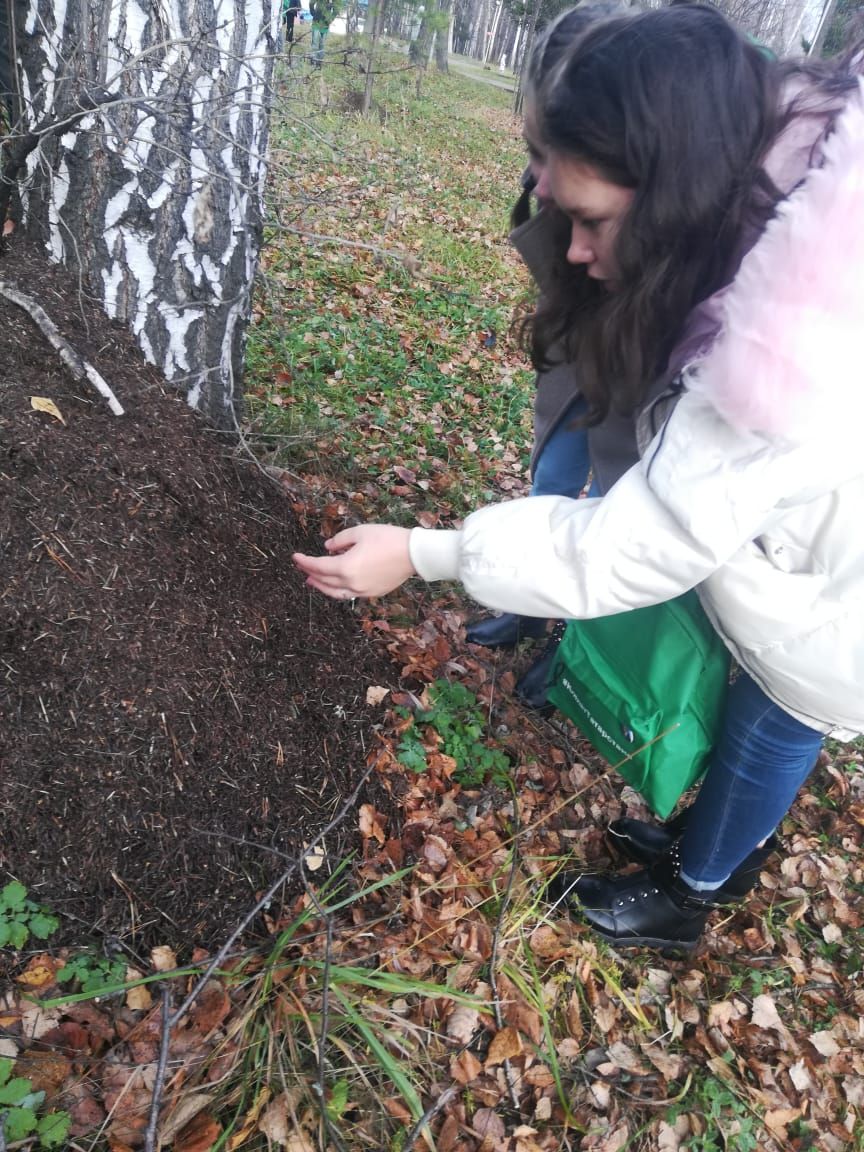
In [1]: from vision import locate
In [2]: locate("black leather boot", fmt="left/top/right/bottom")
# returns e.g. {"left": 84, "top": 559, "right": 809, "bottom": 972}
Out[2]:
{"left": 515, "top": 621, "right": 566, "bottom": 711}
{"left": 465, "top": 612, "right": 549, "bottom": 649}
{"left": 550, "top": 838, "right": 778, "bottom": 949}
{"left": 607, "top": 807, "right": 692, "bottom": 865}
{"left": 550, "top": 844, "right": 715, "bottom": 949}
{"left": 607, "top": 812, "right": 778, "bottom": 898}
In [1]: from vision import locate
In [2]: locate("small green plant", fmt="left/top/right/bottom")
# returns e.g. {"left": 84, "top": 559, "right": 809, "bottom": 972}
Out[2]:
{"left": 0, "top": 1058, "right": 71, "bottom": 1148}
{"left": 56, "top": 951, "right": 127, "bottom": 994}
{"left": 670, "top": 1069, "right": 760, "bottom": 1151}
{"left": 397, "top": 678, "right": 511, "bottom": 788}
{"left": 0, "top": 882, "right": 58, "bottom": 949}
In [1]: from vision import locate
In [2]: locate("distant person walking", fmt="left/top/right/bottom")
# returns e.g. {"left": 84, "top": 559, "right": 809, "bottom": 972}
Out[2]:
{"left": 310, "top": 0, "right": 339, "bottom": 67}
{"left": 282, "top": 0, "right": 302, "bottom": 44}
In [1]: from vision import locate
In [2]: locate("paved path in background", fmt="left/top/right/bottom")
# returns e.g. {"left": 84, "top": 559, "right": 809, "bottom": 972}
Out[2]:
{"left": 447, "top": 55, "right": 516, "bottom": 93}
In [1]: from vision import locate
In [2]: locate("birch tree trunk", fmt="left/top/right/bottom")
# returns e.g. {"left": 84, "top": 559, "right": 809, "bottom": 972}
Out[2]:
{"left": 15, "top": 0, "right": 278, "bottom": 427}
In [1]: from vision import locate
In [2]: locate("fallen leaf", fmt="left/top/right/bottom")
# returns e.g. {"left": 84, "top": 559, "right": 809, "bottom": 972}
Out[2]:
{"left": 126, "top": 983, "right": 153, "bottom": 1011}
{"left": 485, "top": 1025, "right": 523, "bottom": 1068}
{"left": 20, "top": 1001, "right": 61, "bottom": 1041}
{"left": 151, "top": 945, "right": 177, "bottom": 972}
{"left": 258, "top": 1093, "right": 290, "bottom": 1145}
{"left": 365, "top": 684, "right": 390, "bottom": 705}
{"left": 302, "top": 843, "right": 325, "bottom": 871}
{"left": 158, "top": 1092, "right": 214, "bottom": 1145}
{"left": 446, "top": 1004, "right": 480, "bottom": 1045}
{"left": 384, "top": 1098, "right": 413, "bottom": 1122}
{"left": 472, "top": 1107, "right": 506, "bottom": 1143}
{"left": 17, "top": 953, "right": 62, "bottom": 989}
{"left": 227, "top": 1087, "right": 270, "bottom": 1149}
{"left": 31, "top": 396, "right": 65, "bottom": 424}
{"left": 174, "top": 1111, "right": 221, "bottom": 1152}
{"left": 190, "top": 980, "right": 231, "bottom": 1034}
{"left": 358, "top": 803, "right": 386, "bottom": 843}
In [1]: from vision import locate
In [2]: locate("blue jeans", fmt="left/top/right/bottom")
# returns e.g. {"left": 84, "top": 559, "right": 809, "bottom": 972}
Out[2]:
{"left": 680, "top": 672, "right": 824, "bottom": 888}
{"left": 311, "top": 25, "right": 328, "bottom": 64}
{"left": 531, "top": 397, "right": 595, "bottom": 499}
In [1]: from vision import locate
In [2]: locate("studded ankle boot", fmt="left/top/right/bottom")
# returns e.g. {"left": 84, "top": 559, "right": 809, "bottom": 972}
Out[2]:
{"left": 606, "top": 811, "right": 778, "bottom": 899}
{"left": 549, "top": 836, "right": 776, "bottom": 951}
{"left": 606, "top": 806, "right": 692, "bottom": 865}
{"left": 551, "top": 843, "right": 715, "bottom": 950}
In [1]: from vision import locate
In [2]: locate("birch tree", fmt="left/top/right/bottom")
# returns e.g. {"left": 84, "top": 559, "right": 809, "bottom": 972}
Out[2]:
{"left": 10, "top": 0, "right": 278, "bottom": 427}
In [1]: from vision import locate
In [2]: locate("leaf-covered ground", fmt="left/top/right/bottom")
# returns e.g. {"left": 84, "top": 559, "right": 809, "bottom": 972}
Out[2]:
{"left": 3, "top": 38, "right": 864, "bottom": 1152}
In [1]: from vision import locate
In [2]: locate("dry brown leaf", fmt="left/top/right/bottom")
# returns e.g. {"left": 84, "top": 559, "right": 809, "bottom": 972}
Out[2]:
{"left": 174, "top": 1112, "right": 222, "bottom": 1152}
{"left": 17, "top": 953, "right": 63, "bottom": 989}
{"left": 446, "top": 1003, "right": 481, "bottom": 1045}
{"left": 125, "top": 968, "right": 152, "bottom": 1011}
{"left": 384, "top": 1098, "right": 414, "bottom": 1123}
{"left": 751, "top": 994, "right": 792, "bottom": 1047}
{"left": 302, "top": 843, "right": 325, "bottom": 871}
{"left": 222, "top": 1087, "right": 270, "bottom": 1149}
{"left": 421, "top": 833, "right": 450, "bottom": 872}
{"left": 158, "top": 1092, "right": 214, "bottom": 1145}
{"left": 810, "top": 1030, "right": 841, "bottom": 1058}
{"left": 472, "top": 1107, "right": 506, "bottom": 1144}
{"left": 151, "top": 945, "right": 178, "bottom": 972}
{"left": 20, "top": 1001, "right": 61, "bottom": 1041}
{"left": 190, "top": 980, "right": 231, "bottom": 1035}
{"left": 485, "top": 1025, "right": 523, "bottom": 1068}
{"left": 451, "top": 1049, "right": 483, "bottom": 1084}
{"left": 257, "top": 1093, "right": 290, "bottom": 1145}
{"left": 365, "top": 685, "right": 390, "bottom": 705}
{"left": 30, "top": 396, "right": 65, "bottom": 424}
{"left": 358, "top": 803, "right": 386, "bottom": 843}
{"left": 285, "top": 1134, "right": 317, "bottom": 1152}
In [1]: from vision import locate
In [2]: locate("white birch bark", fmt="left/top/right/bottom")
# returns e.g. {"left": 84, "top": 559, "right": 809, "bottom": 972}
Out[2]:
{"left": 17, "top": 0, "right": 278, "bottom": 426}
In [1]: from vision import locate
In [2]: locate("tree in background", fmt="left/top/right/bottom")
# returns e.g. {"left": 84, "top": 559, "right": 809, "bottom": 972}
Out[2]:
{"left": 5, "top": 0, "right": 278, "bottom": 428}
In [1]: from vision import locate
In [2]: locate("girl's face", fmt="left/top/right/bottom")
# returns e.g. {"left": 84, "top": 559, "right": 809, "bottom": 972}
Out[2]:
{"left": 546, "top": 152, "right": 634, "bottom": 283}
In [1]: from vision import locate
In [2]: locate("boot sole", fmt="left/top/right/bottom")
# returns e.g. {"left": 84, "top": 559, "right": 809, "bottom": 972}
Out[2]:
{"left": 592, "top": 929, "right": 700, "bottom": 952}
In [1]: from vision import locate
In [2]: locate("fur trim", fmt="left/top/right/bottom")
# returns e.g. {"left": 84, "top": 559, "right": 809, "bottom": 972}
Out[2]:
{"left": 689, "top": 80, "right": 864, "bottom": 440}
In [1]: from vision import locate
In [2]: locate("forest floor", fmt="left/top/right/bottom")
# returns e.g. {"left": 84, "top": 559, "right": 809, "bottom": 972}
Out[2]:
{"left": 1, "top": 35, "right": 864, "bottom": 1152}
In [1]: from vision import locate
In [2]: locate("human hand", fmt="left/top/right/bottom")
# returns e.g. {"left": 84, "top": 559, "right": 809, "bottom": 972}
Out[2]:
{"left": 293, "top": 524, "right": 415, "bottom": 600}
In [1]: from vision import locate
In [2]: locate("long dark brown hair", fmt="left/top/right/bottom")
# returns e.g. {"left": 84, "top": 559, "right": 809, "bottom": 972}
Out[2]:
{"left": 511, "top": 3, "right": 630, "bottom": 229}
{"left": 527, "top": 4, "right": 856, "bottom": 424}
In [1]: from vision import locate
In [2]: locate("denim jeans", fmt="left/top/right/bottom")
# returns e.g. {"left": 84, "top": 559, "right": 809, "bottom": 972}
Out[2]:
{"left": 531, "top": 397, "right": 595, "bottom": 499}
{"left": 680, "top": 671, "right": 824, "bottom": 888}
{"left": 311, "top": 25, "right": 328, "bottom": 64}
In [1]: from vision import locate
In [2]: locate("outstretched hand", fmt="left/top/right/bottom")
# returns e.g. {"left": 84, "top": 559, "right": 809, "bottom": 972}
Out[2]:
{"left": 293, "top": 524, "right": 416, "bottom": 601}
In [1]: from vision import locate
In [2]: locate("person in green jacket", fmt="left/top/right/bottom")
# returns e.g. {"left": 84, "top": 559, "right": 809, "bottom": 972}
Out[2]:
{"left": 310, "top": 0, "right": 339, "bottom": 67}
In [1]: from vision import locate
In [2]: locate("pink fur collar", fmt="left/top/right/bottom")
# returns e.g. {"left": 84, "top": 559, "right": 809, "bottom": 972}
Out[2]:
{"left": 687, "top": 80, "right": 864, "bottom": 440}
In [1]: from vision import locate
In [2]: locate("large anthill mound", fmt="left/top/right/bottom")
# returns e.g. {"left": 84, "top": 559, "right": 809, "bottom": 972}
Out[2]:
{"left": 0, "top": 238, "right": 396, "bottom": 953}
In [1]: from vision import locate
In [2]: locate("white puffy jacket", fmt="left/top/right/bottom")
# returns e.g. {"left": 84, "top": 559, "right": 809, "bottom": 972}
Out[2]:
{"left": 409, "top": 80, "right": 864, "bottom": 738}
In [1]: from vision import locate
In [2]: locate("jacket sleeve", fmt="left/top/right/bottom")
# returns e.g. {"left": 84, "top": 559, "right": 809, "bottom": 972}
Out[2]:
{"left": 408, "top": 388, "right": 836, "bottom": 619}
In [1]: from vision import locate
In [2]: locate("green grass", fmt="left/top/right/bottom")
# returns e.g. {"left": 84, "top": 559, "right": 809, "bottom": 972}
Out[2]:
{"left": 245, "top": 42, "right": 535, "bottom": 522}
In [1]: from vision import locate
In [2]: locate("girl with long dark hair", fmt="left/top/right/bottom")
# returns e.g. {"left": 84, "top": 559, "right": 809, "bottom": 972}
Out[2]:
{"left": 295, "top": 5, "right": 864, "bottom": 950}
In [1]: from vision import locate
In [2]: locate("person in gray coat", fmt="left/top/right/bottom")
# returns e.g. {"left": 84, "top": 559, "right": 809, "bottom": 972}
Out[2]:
{"left": 466, "top": 4, "right": 637, "bottom": 709}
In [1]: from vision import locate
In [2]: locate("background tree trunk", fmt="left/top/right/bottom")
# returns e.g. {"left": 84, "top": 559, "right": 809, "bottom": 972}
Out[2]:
{"left": 15, "top": 0, "right": 278, "bottom": 427}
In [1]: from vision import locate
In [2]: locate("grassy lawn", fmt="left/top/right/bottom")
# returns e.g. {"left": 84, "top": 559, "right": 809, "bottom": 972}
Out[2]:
{"left": 246, "top": 40, "right": 535, "bottom": 526}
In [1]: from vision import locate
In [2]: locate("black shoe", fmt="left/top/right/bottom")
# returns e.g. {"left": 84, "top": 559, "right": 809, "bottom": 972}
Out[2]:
{"left": 607, "top": 813, "right": 777, "bottom": 898}
{"left": 551, "top": 838, "right": 778, "bottom": 949}
{"left": 465, "top": 612, "right": 549, "bottom": 649}
{"left": 550, "top": 845, "right": 714, "bottom": 950}
{"left": 607, "top": 808, "right": 691, "bottom": 865}
{"left": 514, "top": 621, "right": 566, "bottom": 711}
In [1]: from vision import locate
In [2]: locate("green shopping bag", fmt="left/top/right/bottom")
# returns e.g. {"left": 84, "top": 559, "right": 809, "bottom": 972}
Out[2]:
{"left": 547, "top": 592, "right": 730, "bottom": 819}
